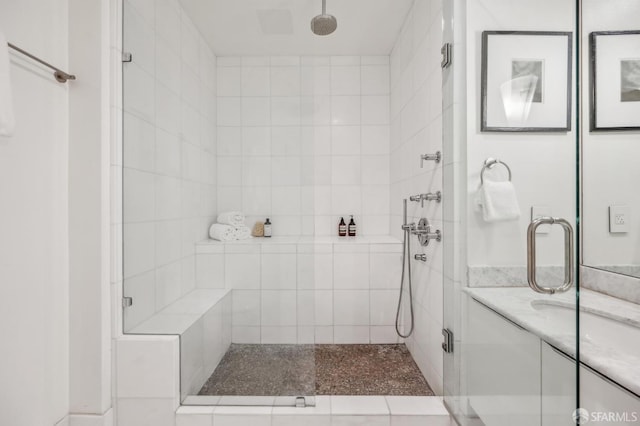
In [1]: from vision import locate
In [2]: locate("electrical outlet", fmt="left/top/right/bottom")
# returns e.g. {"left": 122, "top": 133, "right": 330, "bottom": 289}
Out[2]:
{"left": 609, "top": 205, "right": 629, "bottom": 233}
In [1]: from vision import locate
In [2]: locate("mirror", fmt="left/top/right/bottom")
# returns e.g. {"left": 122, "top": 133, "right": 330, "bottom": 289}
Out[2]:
{"left": 582, "top": 0, "right": 640, "bottom": 279}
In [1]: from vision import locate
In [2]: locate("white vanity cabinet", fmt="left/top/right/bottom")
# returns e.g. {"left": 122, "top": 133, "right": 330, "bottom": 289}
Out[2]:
{"left": 467, "top": 295, "right": 640, "bottom": 426}
{"left": 467, "top": 298, "right": 541, "bottom": 426}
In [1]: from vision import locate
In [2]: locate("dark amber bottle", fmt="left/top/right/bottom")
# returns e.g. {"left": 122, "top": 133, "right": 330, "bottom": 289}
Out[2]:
{"left": 338, "top": 217, "right": 347, "bottom": 236}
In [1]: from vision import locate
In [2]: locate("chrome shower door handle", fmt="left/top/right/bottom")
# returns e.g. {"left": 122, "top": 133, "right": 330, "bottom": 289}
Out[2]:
{"left": 527, "top": 217, "right": 574, "bottom": 294}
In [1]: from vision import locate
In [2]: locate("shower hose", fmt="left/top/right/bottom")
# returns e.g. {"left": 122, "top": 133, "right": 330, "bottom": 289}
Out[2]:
{"left": 395, "top": 224, "right": 414, "bottom": 338}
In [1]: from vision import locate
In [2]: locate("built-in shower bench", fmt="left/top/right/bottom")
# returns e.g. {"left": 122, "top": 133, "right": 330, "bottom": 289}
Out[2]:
{"left": 128, "top": 288, "right": 232, "bottom": 400}
{"left": 195, "top": 235, "right": 406, "bottom": 345}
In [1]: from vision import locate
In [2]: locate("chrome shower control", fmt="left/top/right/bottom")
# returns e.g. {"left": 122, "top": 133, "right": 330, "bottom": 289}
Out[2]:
{"left": 409, "top": 191, "right": 442, "bottom": 207}
{"left": 411, "top": 218, "right": 442, "bottom": 246}
{"left": 420, "top": 151, "right": 441, "bottom": 167}
{"left": 414, "top": 254, "right": 427, "bottom": 262}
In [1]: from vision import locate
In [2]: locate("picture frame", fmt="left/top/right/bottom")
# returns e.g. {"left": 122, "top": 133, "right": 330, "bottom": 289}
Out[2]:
{"left": 481, "top": 31, "right": 573, "bottom": 132}
{"left": 590, "top": 30, "right": 640, "bottom": 131}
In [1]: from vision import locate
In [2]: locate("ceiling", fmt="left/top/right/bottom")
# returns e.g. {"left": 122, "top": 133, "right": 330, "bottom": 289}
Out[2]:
{"left": 178, "top": 0, "right": 414, "bottom": 56}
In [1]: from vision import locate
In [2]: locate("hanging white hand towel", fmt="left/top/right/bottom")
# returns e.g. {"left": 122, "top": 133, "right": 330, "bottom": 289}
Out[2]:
{"left": 216, "top": 211, "right": 245, "bottom": 227}
{"left": 233, "top": 225, "right": 251, "bottom": 240}
{"left": 478, "top": 180, "right": 521, "bottom": 222}
{"left": 0, "top": 32, "right": 15, "bottom": 137}
{"left": 209, "top": 223, "right": 236, "bottom": 241}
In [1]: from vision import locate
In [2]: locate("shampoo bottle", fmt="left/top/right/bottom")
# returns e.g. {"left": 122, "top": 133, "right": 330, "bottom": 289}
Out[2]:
{"left": 348, "top": 215, "right": 356, "bottom": 237}
{"left": 338, "top": 217, "right": 347, "bottom": 236}
{"left": 264, "top": 218, "right": 272, "bottom": 237}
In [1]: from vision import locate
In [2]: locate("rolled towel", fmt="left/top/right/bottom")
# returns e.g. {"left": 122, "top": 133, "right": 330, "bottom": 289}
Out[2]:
{"left": 477, "top": 180, "right": 521, "bottom": 222}
{"left": 209, "top": 223, "right": 236, "bottom": 241}
{"left": 234, "top": 225, "right": 251, "bottom": 240}
{"left": 0, "top": 32, "right": 15, "bottom": 137}
{"left": 217, "top": 211, "right": 245, "bottom": 227}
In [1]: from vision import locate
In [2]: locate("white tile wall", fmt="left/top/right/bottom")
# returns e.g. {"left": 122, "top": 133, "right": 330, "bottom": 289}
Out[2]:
{"left": 196, "top": 238, "right": 403, "bottom": 344}
{"left": 216, "top": 56, "right": 391, "bottom": 236}
{"left": 122, "top": 0, "right": 218, "bottom": 332}
{"left": 389, "top": 0, "right": 445, "bottom": 395}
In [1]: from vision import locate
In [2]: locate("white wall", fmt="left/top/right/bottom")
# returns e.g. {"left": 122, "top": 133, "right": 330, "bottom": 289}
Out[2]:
{"left": 465, "top": 0, "right": 577, "bottom": 269}
{"left": 0, "top": 1, "right": 69, "bottom": 425}
{"left": 389, "top": 0, "right": 445, "bottom": 395}
{"left": 122, "top": 0, "right": 218, "bottom": 332}
{"left": 581, "top": 0, "right": 640, "bottom": 269}
{"left": 215, "top": 55, "right": 391, "bottom": 237}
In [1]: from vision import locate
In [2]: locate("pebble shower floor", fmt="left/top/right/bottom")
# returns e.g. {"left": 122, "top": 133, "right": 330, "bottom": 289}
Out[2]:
{"left": 198, "top": 344, "right": 434, "bottom": 396}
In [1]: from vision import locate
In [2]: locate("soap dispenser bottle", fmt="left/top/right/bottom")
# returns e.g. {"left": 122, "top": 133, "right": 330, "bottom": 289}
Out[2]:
{"left": 338, "top": 217, "right": 347, "bottom": 237}
{"left": 348, "top": 215, "right": 356, "bottom": 237}
{"left": 264, "top": 218, "right": 272, "bottom": 238}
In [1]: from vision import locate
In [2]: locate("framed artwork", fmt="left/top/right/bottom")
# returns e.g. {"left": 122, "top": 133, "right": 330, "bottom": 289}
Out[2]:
{"left": 590, "top": 30, "right": 640, "bottom": 131}
{"left": 481, "top": 31, "right": 573, "bottom": 132}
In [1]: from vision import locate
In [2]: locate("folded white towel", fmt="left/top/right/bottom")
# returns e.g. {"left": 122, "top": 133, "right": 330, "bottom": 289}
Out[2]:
{"left": 477, "top": 180, "right": 521, "bottom": 222}
{"left": 0, "top": 32, "right": 15, "bottom": 137}
{"left": 234, "top": 225, "right": 251, "bottom": 240}
{"left": 217, "top": 211, "right": 245, "bottom": 227}
{"left": 209, "top": 223, "right": 236, "bottom": 241}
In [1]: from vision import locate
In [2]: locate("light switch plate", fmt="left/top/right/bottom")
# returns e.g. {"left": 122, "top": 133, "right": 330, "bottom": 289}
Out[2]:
{"left": 531, "top": 206, "right": 551, "bottom": 234}
{"left": 609, "top": 205, "right": 629, "bottom": 233}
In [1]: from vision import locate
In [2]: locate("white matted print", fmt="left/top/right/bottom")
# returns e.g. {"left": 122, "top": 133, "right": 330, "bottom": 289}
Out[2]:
{"left": 590, "top": 31, "right": 640, "bottom": 131}
{"left": 481, "top": 31, "right": 573, "bottom": 132}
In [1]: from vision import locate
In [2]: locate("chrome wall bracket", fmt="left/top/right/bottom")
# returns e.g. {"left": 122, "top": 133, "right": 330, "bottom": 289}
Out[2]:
{"left": 122, "top": 52, "right": 133, "bottom": 63}
{"left": 122, "top": 297, "right": 133, "bottom": 308}
{"left": 442, "top": 328, "right": 454, "bottom": 353}
{"left": 421, "top": 151, "right": 441, "bottom": 168}
{"left": 412, "top": 218, "right": 442, "bottom": 246}
{"left": 441, "top": 43, "right": 452, "bottom": 69}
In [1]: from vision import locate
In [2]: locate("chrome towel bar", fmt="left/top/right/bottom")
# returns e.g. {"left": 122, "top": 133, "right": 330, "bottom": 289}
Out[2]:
{"left": 8, "top": 42, "right": 76, "bottom": 83}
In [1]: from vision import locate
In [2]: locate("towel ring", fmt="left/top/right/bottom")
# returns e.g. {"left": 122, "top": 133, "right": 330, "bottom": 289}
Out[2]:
{"left": 481, "top": 158, "right": 512, "bottom": 184}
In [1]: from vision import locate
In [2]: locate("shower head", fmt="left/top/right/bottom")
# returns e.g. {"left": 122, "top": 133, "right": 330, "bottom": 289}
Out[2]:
{"left": 311, "top": 0, "right": 337, "bottom": 36}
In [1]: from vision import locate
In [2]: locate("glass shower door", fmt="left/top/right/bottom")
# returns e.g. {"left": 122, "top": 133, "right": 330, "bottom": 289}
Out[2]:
{"left": 442, "top": 1, "right": 580, "bottom": 425}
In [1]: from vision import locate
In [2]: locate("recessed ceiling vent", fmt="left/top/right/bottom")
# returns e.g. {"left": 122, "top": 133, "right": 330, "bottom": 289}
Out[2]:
{"left": 257, "top": 9, "right": 294, "bottom": 35}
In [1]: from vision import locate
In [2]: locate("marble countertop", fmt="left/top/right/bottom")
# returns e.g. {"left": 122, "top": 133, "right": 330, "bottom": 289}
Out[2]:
{"left": 464, "top": 287, "right": 640, "bottom": 397}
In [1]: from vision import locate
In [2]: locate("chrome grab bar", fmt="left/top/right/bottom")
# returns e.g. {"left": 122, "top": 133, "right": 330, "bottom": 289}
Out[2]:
{"left": 526, "top": 217, "right": 574, "bottom": 294}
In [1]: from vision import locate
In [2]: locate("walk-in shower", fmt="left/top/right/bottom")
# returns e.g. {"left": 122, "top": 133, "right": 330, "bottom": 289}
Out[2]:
{"left": 121, "top": 0, "right": 444, "bottom": 408}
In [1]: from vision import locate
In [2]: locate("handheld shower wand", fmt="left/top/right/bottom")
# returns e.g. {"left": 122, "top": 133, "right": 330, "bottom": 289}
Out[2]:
{"left": 395, "top": 199, "right": 415, "bottom": 338}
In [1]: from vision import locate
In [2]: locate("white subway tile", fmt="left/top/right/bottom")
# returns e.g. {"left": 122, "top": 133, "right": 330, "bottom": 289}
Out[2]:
{"left": 261, "top": 253, "right": 297, "bottom": 289}
{"left": 217, "top": 67, "right": 242, "bottom": 96}
{"left": 242, "top": 66, "right": 270, "bottom": 96}
{"left": 232, "top": 290, "right": 261, "bottom": 326}
{"left": 116, "top": 337, "right": 179, "bottom": 398}
{"left": 272, "top": 97, "right": 301, "bottom": 126}
{"left": 242, "top": 127, "right": 271, "bottom": 156}
{"left": 271, "top": 67, "right": 301, "bottom": 96}
{"left": 242, "top": 97, "right": 271, "bottom": 126}
{"left": 333, "top": 249, "right": 369, "bottom": 285}
{"left": 333, "top": 290, "right": 369, "bottom": 325}
{"left": 331, "top": 126, "right": 361, "bottom": 156}
{"left": 261, "top": 290, "right": 297, "bottom": 326}
{"left": 331, "top": 96, "right": 361, "bottom": 125}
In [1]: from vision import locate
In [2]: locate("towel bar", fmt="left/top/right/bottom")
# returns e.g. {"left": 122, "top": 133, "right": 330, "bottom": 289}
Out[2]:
{"left": 480, "top": 158, "right": 512, "bottom": 184}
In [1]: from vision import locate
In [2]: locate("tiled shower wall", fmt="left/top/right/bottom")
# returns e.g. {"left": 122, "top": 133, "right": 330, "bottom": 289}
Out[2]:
{"left": 390, "top": 0, "right": 445, "bottom": 394}
{"left": 215, "top": 56, "right": 391, "bottom": 237}
{"left": 122, "top": 0, "right": 218, "bottom": 331}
